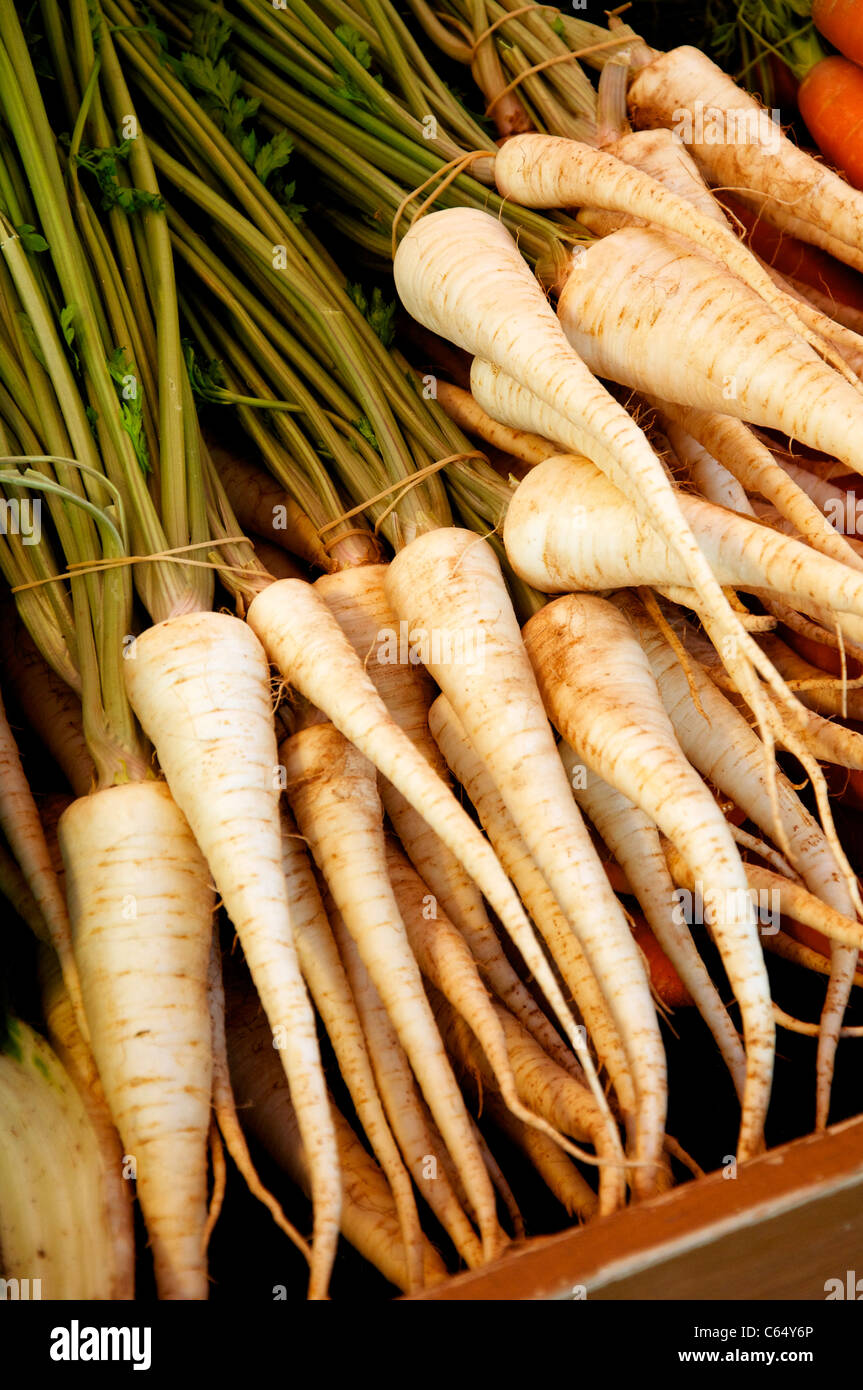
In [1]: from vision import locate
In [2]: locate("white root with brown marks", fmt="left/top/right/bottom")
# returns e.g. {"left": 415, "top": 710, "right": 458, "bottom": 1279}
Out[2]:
{"left": 385, "top": 527, "right": 666, "bottom": 1195}
{"left": 224, "top": 975, "right": 449, "bottom": 1293}
{"left": 124, "top": 610, "right": 340, "bottom": 1300}
{"left": 503, "top": 453, "right": 863, "bottom": 622}
{"left": 278, "top": 813, "right": 425, "bottom": 1292}
{"left": 494, "top": 134, "right": 832, "bottom": 359}
{"left": 522, "top": 595, "right": 772, "bottom": 1160}
{"left": 247, "top": 576, "right": 591, "bottom": 1074}
{"left": 428, "top": 693, "right": 632, "bottom": 1137}
{"left": 628, "top": 45, "right": 863, "bottom": 267}
{"left": 328, "top": 907, "right": 487, "bottom": 1269}
{"left": 281, "top": 721, "right": 505, "bottom": 1263}
{"left": 567, "top": 756, "right": 747, "bottom": 1100}
{"left": 59, "top": 781, "right": 213, "bottom": 1301}
{"left": 635, "top": 616, "right": 861, "bottom": 1127}
{"left": 557, "top": 227, "right": 863, "bottom": 468}
{"left": 393, "top": 207, "right": 784, "bottom": 743}
{"left": 314, "top": 566, "right": 579, "bottom": 1076}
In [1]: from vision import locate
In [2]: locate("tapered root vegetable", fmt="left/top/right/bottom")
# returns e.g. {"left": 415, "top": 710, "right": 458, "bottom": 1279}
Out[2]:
{"left": 206, "top": 940, "right": 312, "bottom": 1265}
{"left": 628, "top": 45, "right": 863, "bottom": 268}
{"left": 494, "top": 134, "right": 833, "bottom": 359}
{"left": 59, "top": 781, "right": 213, "bottom": 1300}
{"left": 566, "top": 757, "right": 747, "bottom": 1098}
{"left": 467, "top": 359, "right": 800, "bottom": 768}
{"left": 428, "top": 693, "right": 632, "bottom": 1135}
{"left": 523, "top": 595, "right": 772, "bottom": 1159}
{"left": 124, "top": 610, "right": 341, "bottom": 1300}
{"left": 224, "top": 977, "right": 449, "bottom": 1293}
{"left": 478, "top": 1091, "right": 600, "bottom": 1221}
{"left": 433, "top": 379, "right": 557, "bottom": 468}
{"left": 766, "top": 930, "right": 863, "bottom": 989}
{"left": 0, "top": 686, "right": 89, "bottom": 1049}
{"left": 604, "top": 126, "right": 728, "bottom": 222}
{"left": 557, "top": 228, "right": 863, "bottom": 473}
{"left": 393, "top": 207, "right": 778, "bottom": 710}
{"left": 635, "top": 615, "right": 861, "bottom": 1125}
{"left": 281, "top": 721, "right": 505, "bottom": 1262}
{"left": 666, "top": 421, "right": 754, "bottom": 515}
{"left": 654, "top": 403, "right": 863, "bottom": 575}
{"left": 503, "top": 453, "right": 863, "bottom": 623}
{"left": 758, "top": 631, "right": 863, "bottom": 722}
{"left": 247, "top": 576, "right": 589, "bottom": 1071}
{"left": 385, "top": 528, "right": 666, "bottom": 1195}
{"left": 431, "top": 991, "right": 627, "bottom": 1217}
{"left": 279, "top": 814, "right": 425, "bottom": 1291}
{"left": 328, "top": 906, "right": 486, "bottom": 1268}
{"left": 385, "top": 837, "right": 603, "bottom": 1165}
{"left": 208, "top": 442, "right": 331, "bottom": 572}
{"left": 315, "top": 565, "right": 579, "bottom": 1078}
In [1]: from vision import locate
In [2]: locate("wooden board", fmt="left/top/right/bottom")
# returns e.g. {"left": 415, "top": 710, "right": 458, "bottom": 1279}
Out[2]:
{"left": 405, "top": 1113, "right": 863, "bottom": 1300}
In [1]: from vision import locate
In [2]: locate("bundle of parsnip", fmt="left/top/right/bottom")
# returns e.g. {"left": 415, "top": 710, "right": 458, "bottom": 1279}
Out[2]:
{"left": 3, "top": 0, "right": 863, "bottom": 1304}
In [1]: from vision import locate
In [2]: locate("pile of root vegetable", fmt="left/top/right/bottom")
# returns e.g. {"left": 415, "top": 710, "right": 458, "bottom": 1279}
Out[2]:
{"left": 5, "top": 0, "right": 863, "bottom": 1301}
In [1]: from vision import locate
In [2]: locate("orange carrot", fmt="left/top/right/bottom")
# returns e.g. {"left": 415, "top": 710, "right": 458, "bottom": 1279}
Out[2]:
{"left": 799, "top": 55, "right": 863, "bottom": 190}
{"left": 813, "top": 0, "right": 863, "bottom": 68}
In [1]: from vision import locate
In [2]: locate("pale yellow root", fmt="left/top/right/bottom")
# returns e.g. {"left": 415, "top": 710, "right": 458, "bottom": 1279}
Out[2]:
{"left": 279, "top": 813, "right": 425, "bottom": 1291}
{"left": 206, "top": 938, "right": 311, "bottom": 1264}
{"left": 479, "top": 1091, "right": 600, "bottom": 1220}
{"left": 316, "top": 564, "right": 579, "bottom": 1077}
{"left": 427, "top": 693, "right": 633, "bottom": 1133}
{"left": 60, "top": 781, "right": 213, "bottom": 1301}
{"left": 327, "top": 905, "right": 488, "bottom": 1269}
{"left": 224, "top": 976, "right": 449, "bottom": 1293}
{"left": 124, "top": 610, "right": 341, "bottom": 1301}
{"left": 431, "top": 989, "right": 629, "bottom": 1217}
{"left": 281, "top": 721, "right": 506, "bottom": 1263}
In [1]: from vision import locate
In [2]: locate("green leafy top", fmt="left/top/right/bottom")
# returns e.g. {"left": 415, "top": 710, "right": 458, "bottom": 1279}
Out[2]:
{"left": 107, "top": 345, "right": 150, "bottom": 474}
{"left": 346, "top": 281, "right": 396, "bottom": 348}
{"left": 707, "top": 0, "right": 827, "bottom": 84}
{"left": 15, "top": 223, "right": 47, "bottom": 253}
{"left": 170, "top": 13, "right": 305, "bottom": 220}
{"left": 73, "top": 139, "right": 166, "bottom": 215}
{"left": 332, "top": 23, "right": 383, "bottom": 109}
{"left": 183, "top": 339, "right": 226, "bottom": 401}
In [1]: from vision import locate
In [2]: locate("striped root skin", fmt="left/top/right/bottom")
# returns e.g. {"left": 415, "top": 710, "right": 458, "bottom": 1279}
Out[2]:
{"left": 326, "top": 902, "right": 487, "bottom": 1269}
{"left": 384, "top": 837, "right": 600, "bottom": 1167}
{"left": 224, "top": 974, "right": 449, "bottom": 1293}
{"left": 315, "top": 565, "right": 581, "bottom": 1079}
{"left": 628, "top": 45, "right": 863, "bottom": 269}
{"left": 569, "top": 758, "right": 747, "bottom": 1100}
{"left": 493, "top": 134, "right": 838, "bottom": 366}
{"left": 280, "top": 720, "right": 506, "bottom": 1263}
{"left": 278, "top": 813, "right": 425, "bottom": 1293}
{"left": 633, "top": 614, "right": 860, "bottom": 1129}
{"left": 522, "top": 596, "right": 772, "bottom": 1161}
{"left": 502, "top": 454, "right": 863, "bottom": 623}
{"left": 556, "top": 227, "right": 863, "bottom": 469}
{"left": 124, "top": 610, "right": 340, "bottom": 1300}
{"left": 654, "top": 403, "right": 863, "bottom": 576}
{"left": 430, "top": 990, "right": 628, "bottom": 1218}
{"left": 385, "top": 526, "right": 667, "bottom": 1197}
{"left": 59, "top": 781, "right": 213, "bottom": 1301}
{"left": 427, "top": 693, "right": 632, "bottom": 1142}
{"left": 246, "top": 577, "right": 591, "bottom": 1084}
{"left": 392, "top": 207, "right": 791, "bottom": 706}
